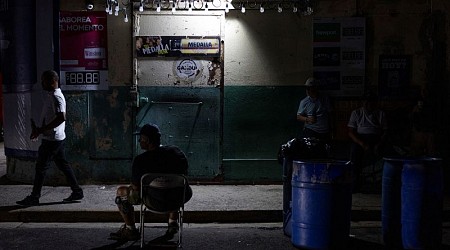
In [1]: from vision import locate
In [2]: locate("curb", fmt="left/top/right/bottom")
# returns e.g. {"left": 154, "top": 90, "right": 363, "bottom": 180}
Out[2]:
{"left": 0, "top": 210, "right": 386, "bottom": 223}
{"left": 2, "top": 210, "right": 450, "bottom": 223}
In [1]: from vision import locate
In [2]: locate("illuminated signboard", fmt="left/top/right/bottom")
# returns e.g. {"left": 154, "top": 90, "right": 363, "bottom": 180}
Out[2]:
{"left": 59, "top": 11, "right": 108, "bottom": 90}
{"left": 136, "top": 36, "right": 221, "bottom": 57}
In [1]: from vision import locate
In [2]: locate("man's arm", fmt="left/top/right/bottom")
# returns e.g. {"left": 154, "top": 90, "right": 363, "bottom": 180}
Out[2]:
{"left": 30, "top": 112, "right": 66, "bottom": 139}
{"left": 348, "top": 127, "right": 369, "bottom": 150}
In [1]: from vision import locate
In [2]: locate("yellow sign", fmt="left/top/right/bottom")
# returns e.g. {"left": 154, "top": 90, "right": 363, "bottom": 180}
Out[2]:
{"left": 180, "top": 38, "right": 220, "bottom": 54}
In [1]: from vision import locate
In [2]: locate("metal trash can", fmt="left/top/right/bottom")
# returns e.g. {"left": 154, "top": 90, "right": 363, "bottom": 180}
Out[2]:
{"left": 382, "top": 157, "right": 443, "bottom": 249}
{"left": 291, "top": 160, "right": 353, "bottom": 249}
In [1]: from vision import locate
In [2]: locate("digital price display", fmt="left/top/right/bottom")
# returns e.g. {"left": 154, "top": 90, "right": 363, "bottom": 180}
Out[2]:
{"left": 60, "top": 70, "right": 108, "bottom": 90}
{"left": 65, "top": 71, "right": 100, "bottom": 85}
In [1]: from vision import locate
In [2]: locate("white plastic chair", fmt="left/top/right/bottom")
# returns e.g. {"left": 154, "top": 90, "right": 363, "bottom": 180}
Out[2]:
{"left": 139, "top": 173, "right": 188, "bottom": 249}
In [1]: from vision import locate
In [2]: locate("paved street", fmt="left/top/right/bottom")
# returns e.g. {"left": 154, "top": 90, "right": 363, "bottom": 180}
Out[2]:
{"left": 1, "top": 222, "right": 450, "bottom": 250}
{"left": 0, "top": 222, "right": 380, "bottom": 250}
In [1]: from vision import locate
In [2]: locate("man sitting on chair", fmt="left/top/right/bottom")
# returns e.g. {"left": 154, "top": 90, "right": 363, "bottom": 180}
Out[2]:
{"left": 110, "top": 123, "right": 192, "bottom": 241}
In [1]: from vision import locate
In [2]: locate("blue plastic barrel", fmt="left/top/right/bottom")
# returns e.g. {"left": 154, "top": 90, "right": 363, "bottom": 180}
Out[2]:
{"left": 282, "top": 157, "right": 293, "bottom": 237}
{"left": 401, "top": 158, "right": 443, "bottom": 249}
{"left": 382, "top": 158, "right": 403, "bottom": 249}
{"left": 291, "top": 160, "right": 353, "bottom": 249}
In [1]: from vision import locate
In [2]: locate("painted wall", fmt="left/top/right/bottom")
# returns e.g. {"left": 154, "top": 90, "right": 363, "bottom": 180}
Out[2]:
{"left": 5, "top": 0, "right": 450, "bottom": 185}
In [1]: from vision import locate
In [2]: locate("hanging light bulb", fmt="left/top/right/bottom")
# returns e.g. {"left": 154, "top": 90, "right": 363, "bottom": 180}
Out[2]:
{"left": 108, "top": 3, "right": 113, "bottom": 14}
{"left": 277, "top": 3, "right": 282, "bottom": 13}
{"left": 225, "top": 1, "right": 229, "bottom": 13}
{"left": 293, "top": 4, "right": 297, "bottom": 13}
{"left": 105, "top": 1, "right": 110, "bottom": 12}
{"left": 124, "top": 12, "right": 128, "bottom": 22}
{"left": 205, "top": 1, "right": 209, "bottom": 11}
{"left": 114, "top": 3, "right": 120, "bottom": 16}
{"left": 241, "top": 3, "right": 245, "bottom": 13}
{"left": 259, "top": 3, "right": 264, "bottom": 13}
{"left": 172, "top": 1, "right": 176, "bottom": 12}
{"left": 188, "top": 0, "right": 193, "bottom": 11}
{"left": 156, "top": 1, "right": 161, "bottom": 12}
{"left": 139, "top": 1, "right": 144, "bottom": 12}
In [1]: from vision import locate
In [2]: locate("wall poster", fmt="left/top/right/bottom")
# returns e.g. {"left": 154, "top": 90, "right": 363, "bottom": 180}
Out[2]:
{"left": 378, "top": 55, "right": 411, "bottom": 99}
{"left": 59, "top": 11, "right": 108, "bottom": 91}
{"left": 313, "top": 17, "right": 365, "bottom": 96}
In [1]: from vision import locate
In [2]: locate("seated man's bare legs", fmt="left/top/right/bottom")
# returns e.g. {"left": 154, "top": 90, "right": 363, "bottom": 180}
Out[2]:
{"left": 165, "top": 212, "right": 179, "bottom": 239}
{"left": 109, "top": 186, "right": 140, "bottom": 241}
{"left": 117, "top": 186, "right": 135, "bottom": 225}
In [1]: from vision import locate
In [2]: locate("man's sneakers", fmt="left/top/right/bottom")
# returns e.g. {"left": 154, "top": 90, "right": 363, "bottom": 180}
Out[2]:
{"left": 63, "top": 191, "right": 84, "bottom": 202}
{"left": 17, "top": 191, "right": 83, "bottom": 205}
{"left": 164, "top": 221, "right": 179, "bottom": 240}
{"left": 16, "top": 195, "right": 39, "bottom": 206}
{"left": 109, "top": 224, "right": 140, "bottom": 241}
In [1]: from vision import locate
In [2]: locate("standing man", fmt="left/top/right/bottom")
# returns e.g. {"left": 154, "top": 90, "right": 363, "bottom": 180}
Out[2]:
{"left": 347, "top": 93, "right": 388, "bottom": 191}
{"left": 110, "top": 123, "right": 192, "bottom": 241}
{"left": 16, "top": 70, "right": 83, "bottom": 206}
{"left": 296, "top": 77, "right": 333, "bottom": 142}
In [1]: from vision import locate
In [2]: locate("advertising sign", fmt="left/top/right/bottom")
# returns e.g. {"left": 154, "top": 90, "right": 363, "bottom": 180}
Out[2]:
{"left": 59, "top": 11, "right": 108, "bottom": 90}
{"left": 313, "top": 17, "right": 365, "bottom": 96}
{"left": 378, "top": 55, "right": 411, "bottom": 98}
{"left": 136, "top": 36, "right": 220, "bottom": 57}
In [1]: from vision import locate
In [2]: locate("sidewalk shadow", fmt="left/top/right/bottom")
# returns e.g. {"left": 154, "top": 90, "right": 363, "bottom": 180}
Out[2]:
{"left": 348, "top": 237, "right": 384, "bottom": 250}
{"left": 0, "top": 175, "right": 24, "bottom": 185}
{"left": 92, "top": 235, "right": 177, "bottom": 250}
{"left": 441, "top": 244, "right": 450, "bottom": 250}
{"left": 91, "top": 239, "right": 137, "bottom": 250}
{"left": 145, "top": 235, "right": 178, "bottom": 249}
{"left": 0, "top": 201, "right": 80, "bottom": 212}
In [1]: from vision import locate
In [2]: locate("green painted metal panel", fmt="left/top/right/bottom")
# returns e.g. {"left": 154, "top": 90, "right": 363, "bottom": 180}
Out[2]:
{"left": 65, "top": 93, "right": 90, "bottom": 157}
{"left": 89, "top": 88, "right": 134, "bottom": 159}
{"left": 222, "top": 160, "right": 282, "bottom": 183}
{"left": 64, "top": 88, "right": 134, "bottom": 183}
{"left": 223, "top": 86, "right": 306, "bottom": 181}
{"left": 136, "top": 86, "right": 221, "bottom": 179}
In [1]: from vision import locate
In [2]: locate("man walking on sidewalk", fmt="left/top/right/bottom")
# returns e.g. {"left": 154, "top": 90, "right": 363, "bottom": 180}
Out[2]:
{"left": 16, "top": 70, "right": 83, "bottom": 206}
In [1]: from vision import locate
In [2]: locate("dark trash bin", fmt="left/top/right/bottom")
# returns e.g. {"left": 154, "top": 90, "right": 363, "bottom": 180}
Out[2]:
{"left": 278, "top": 138, "right": 331, "bottom": 237}
{"left": 382, "top": 157, "right": 443, "bottom": 250}
{"left": 291, "top": 160, "right": 353, "bottom": 250}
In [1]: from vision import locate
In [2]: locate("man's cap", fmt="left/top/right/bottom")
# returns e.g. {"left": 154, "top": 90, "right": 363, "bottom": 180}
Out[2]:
{"left": 134, "top": 123, "right": 161, "bottom": 138}
{"left": 304, "top": 77, "right": 317, "bottom": 87}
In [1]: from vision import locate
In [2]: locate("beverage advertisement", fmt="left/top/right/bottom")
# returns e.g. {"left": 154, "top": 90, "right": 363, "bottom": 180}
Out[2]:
{"left": 59, "top": 11, "right": 108, "bottom": 90}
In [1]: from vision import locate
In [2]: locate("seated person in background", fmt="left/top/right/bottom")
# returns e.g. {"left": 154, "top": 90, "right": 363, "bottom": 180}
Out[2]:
{"left": 110, "top": 123, "right": 192, "bottom": 241}
{"left": 347, "top": 93, "right": 388, "bottom": 191}
{"left": 410, "top": 87, "right": 437, "bottom": 156}
{"left": 296, "top": 77, "right": 333, "bottom": 142}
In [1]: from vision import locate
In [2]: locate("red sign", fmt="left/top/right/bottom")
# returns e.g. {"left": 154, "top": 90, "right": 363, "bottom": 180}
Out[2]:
{"left": 59, "top": 11, "right": 108, "bottom": 90}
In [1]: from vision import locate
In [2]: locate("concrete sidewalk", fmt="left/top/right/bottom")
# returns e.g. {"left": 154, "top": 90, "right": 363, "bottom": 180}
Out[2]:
{"left": 0, "top": 141, "right": 449, "bottom": 224}
{"left": 1, "top": 183, "right": 448, "bottom": 223}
